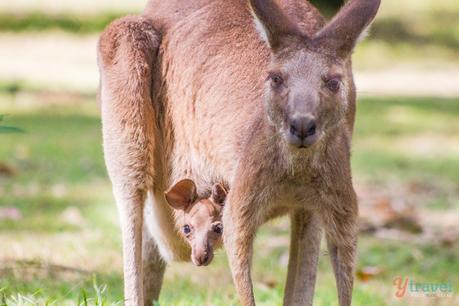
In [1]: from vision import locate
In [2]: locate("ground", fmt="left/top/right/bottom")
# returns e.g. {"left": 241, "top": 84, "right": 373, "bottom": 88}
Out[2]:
{"left": 0, "top": 0, "right": 458, "bottom": 305}
{"left": 1, "top": 95, "right": 458, "bottom": 306}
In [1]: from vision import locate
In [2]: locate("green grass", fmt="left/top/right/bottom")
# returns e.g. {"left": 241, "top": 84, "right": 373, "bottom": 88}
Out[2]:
{"left": 0, "top": 0, "right": 458, "bottom": 56}
{"left": 0, "top": 12, "right": 124, "bottom": 34}
{"left": 0, "top": 4, "right": 457, "bottom": 80}
{"left": 0, "top": 0, "right": 458, "bottom": 78}
{"left": 0, "top": 114, "right": 24, "bottom": 134}
{"left": 353, "top": 97, "right": 459, "bottom": 183}
{"left": 0, "top": 95, "right": 458, "bottom": 305}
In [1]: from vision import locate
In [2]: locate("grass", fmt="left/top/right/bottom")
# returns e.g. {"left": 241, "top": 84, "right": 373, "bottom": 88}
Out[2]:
{"left": 0, "top": 0, "right": 458, "bottom": 55}
{"left": 0, "top": 0, "right": 458, "bottom": 78}
{"left": 0, "top": 94, "right": 458, "bottom": 305}
{"left": 353, "top": 97, "right": 459, "bottom": 183}
{"left": 0, "top": 12, "right": 124, "bottom": 34}
{"left": 0, "top": 114, "right": 23, "bottom": 134}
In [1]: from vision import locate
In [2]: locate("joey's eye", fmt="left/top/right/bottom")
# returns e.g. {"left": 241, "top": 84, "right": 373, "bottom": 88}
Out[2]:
{"left": 183, "top": 224, "right": 191, "bottom": 235}
{"left": 324, "top": 78, "right": 341, "bottom": 93}
{"left": 213, "top": 223, "right": 223, "bottom": 235}
{"left": 269, "top": 73, "right": 284, "bottom": 88}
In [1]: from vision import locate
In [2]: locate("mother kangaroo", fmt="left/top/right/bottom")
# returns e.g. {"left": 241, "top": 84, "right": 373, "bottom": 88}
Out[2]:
{"left": 97, "top": 0, "right": 380, "bottom": 305}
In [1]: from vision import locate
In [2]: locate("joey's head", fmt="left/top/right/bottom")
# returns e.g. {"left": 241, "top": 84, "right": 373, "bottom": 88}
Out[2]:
{"left": 250, "top": 0, "right": 380, "bottom": 149}
{"left": 164, "top": 179, "right": 227, "bottom": 266}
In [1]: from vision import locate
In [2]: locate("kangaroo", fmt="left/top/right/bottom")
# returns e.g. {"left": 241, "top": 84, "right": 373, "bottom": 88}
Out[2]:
{"left": 97, "top": 0, "right": 380, "bottom": 305}
{"left": 164, "top": 179, "right": 227, "bottom": 266}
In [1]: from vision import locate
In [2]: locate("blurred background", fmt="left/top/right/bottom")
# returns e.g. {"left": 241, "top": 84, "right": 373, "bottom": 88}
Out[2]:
{"left": 0, "top": 0, "right": 458, "bottom": 305}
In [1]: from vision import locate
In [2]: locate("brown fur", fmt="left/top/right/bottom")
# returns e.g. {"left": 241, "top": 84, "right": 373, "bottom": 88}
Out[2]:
{"left": 97, "top": 0, "right": 380, "bottom": 305}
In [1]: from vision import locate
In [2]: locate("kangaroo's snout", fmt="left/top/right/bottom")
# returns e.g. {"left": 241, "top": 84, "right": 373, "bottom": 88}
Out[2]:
{"left": 286, "top": 115, "right": 318, "bottom": 148}
{"left": 192, "top": 244, "right": 214, "bottom": 266}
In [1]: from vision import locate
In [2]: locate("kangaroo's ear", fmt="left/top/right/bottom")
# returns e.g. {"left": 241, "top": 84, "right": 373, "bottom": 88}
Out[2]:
{"left": 211, "top": 183, "right": 228, "bottom": 205}
{"left": 164, "top": 179, "right": 197, "bottom": 211}
{"left": 312, "top": 0, "right": 381, "bottom": 58}
{"left": 249, "top": 0, "right": 302, "bottom": 50}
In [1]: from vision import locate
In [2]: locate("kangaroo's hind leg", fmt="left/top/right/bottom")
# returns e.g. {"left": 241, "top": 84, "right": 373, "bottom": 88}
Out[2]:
{"left": 97, "top": 16, "right": 162, "bottom": 306}
{"left": 142, "top": 223, "right": 166, "bottom": 305}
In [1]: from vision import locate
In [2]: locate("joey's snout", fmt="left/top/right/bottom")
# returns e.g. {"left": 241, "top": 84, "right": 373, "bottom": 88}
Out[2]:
{"left": 192, "top": 243, "right": 214, "bottom": 266}
{"left": 286, "top": 115, "right": 319, "bottom": 148}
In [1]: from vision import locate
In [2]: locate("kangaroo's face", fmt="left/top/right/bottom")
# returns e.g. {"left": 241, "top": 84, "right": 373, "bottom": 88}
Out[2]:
{"left": 180, "top": 197, "right": 224, "bottom": 266}
{"left": 250, "top": 0, "right": 380, "bottom": 149}
{"left": 165, "top": 179, "right": 227, "bottom": 266}
{"left": 265, "top": 49, "right": 349, "bottom": 149}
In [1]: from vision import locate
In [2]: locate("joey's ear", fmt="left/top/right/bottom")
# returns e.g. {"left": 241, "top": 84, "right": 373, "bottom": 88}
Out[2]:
{"left": 211, "top": 184, "right": 228, "bottom": 205}
{"left": 249, "top": 0, "right": 303, "bottom": 50}
{"left": 164, "top": 179, "right": 197, "bottom": 211}
{"left": 312, "top": 0, "right": 381, "bottom": 58}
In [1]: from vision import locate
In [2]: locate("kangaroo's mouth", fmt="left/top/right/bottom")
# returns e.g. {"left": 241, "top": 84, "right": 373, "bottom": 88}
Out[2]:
{"left": 283, "top": 126, "right": 322, "bottom": 149}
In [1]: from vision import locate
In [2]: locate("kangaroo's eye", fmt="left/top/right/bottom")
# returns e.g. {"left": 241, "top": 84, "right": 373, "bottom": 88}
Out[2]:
{"left": 213, "top": 223, "right": 223, "bottom": 235}
{"left": 324, "top": 78, "right": 341, "bottom": 93}
{"left": 268, "top": 73, "right": 284, "bottom": 88}
{"left": 183, "top": 224, "right": 191, "bottom": 235}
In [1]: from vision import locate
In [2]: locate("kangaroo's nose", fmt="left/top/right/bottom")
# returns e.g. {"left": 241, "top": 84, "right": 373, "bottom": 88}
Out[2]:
{"left": 289, "top": 116, "right": 316, "bottom": 140}
{"left": 192, "top": 245, "right": 213, "bottom": 266}
{"left": 200, "top": 253, "right": 209, "bottom": 265}
{"left": 196, "top": 251, "right": 211, "bottom": 266}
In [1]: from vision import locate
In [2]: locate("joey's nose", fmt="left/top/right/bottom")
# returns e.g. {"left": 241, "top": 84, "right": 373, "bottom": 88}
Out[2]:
{"left": 289, "top": 116, "right": 316, "bottom": 140}
{"left": 201, "top": 253, "right": 209, "bottom": 265}
{"left": 193, "top": 246, "right": 213, "bottom": 266}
